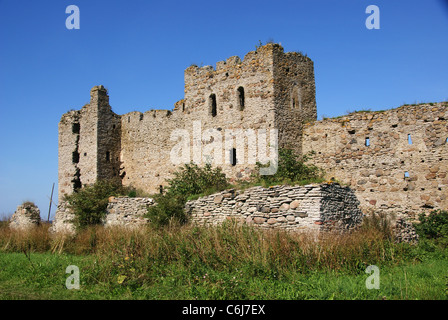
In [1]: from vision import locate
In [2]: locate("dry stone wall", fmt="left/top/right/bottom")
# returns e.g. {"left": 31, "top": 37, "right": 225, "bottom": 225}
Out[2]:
{"left": 302, "top": 103, "right": 448, "bottom": 218}
{"left": 185, "top": 183, "right": 363, "bottom": 232}
{"left": 77, "top": 183, "right": 362, "bottom": 233}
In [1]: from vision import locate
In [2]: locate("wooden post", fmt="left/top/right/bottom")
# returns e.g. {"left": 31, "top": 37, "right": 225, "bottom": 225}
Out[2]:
{"left": 48, "top": 183, "right": 55, "bottom": 222}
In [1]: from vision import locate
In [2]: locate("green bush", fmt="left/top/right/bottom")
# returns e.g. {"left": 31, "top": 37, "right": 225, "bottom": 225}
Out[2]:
{"left": 253, "top": 148, "right": 323, "bottom": 186}
{"left": 415, "top": 210, "right": 448, "bottom": 248}
{"left": 167, "top": 162, "right": 229, "bottom": 198}
{"left": 146, "top": 194, "right": 187, "bottom": 228}
{"left": 64, "top": 180, "right": 140, "bottom": 229}
{"left": 147, "top": 163, "right": 230, "bottom": 227}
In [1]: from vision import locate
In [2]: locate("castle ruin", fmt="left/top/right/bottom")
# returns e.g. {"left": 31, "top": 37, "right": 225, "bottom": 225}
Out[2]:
{"left": 56, "top": 43, "right": 447, "bottom": 229}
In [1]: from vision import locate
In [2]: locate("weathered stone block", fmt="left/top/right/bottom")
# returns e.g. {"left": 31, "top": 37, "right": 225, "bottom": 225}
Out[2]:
{"left": 290, "top": 200, "right": 300, "bottom": 209}
{"left": 253, "top": 217, "right": 266, "bottom": 224}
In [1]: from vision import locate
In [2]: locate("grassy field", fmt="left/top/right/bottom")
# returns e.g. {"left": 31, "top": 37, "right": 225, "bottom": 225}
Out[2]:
{"left": 0, "top": 221, "right": 447, "bottom": 300}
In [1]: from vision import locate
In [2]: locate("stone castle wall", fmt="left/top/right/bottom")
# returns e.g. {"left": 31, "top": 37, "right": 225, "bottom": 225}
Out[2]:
{"left": 50, "top": 183, "right": 362, "bottom": 233}
{"left": 104, "top": 197, "right": 153, "bottom": 228}
{"left": 302, "top": 103, "right": 448, "bottom": 217}
{"left": 186, "top": 183, "right": 363, "bottom": 232}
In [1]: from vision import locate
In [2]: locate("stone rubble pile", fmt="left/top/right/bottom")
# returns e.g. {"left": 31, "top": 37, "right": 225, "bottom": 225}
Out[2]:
{"left": 9, "top": 202, "right": 41, "bottom": 230}
{"left": 394, "top": 217, "right": 419, "bottom": 244}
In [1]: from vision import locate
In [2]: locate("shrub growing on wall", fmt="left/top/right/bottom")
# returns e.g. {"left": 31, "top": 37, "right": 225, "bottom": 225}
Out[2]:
{"left": 147, "top": 163, "right": 230, "bottom": 227}
{"left": 64, "top": 180, "right": 139, "bottom": 229}
{"left": 254, "top": 148, "right": 324, "bottom": 186}
{"left": 167, "top": 162, "right": 229, "bottom": 197}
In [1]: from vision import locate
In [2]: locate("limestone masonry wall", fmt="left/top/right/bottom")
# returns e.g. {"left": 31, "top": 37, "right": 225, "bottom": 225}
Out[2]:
{"left": 97, "top": 183, "right": 363, "bottom": 233}
{"left": 302, "top": 103, "right": 448, "bottom": 217}
{"left": 104, "top": 197, "right": 154, "bottom": 228}
{"left": 185, "top": 183, "right": 363, "bottom": 232}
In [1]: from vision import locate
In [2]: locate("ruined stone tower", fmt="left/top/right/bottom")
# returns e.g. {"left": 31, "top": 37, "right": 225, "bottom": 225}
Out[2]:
{"left": 57, "top": 43, "right": 317, "bottom": 201}
{"left": 58, "top": 85, "right": 121, "bottom": 199}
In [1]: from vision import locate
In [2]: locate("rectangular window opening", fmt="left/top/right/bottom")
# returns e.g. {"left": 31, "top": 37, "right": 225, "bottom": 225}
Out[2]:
{"left": 237, "top": 87, "right": 245, "bottom": 111}
{"left": 72, "top": 151, "right": 80, "bottom": 164}
{"left": 209, "top": 94, "right": 217, "bottom": 117}
{"left": 72, "top": 123, "right": 80, "bottom": 134}
{"left": 404, "top": 171, "right": 410, "bottom": 178}
{"left": 408, "top": 134, "right": 412, "bottom": 145}
{"left": 365, "top": 137, "right": 370, "bottom": 147}
{"left": 230, "top": 148, "right": 237, "bottom": 166}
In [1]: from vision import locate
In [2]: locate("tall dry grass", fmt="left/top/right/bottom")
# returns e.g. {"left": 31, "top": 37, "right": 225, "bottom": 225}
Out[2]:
{"left": 0, "top": 216, "right": 407, "bottom": 275}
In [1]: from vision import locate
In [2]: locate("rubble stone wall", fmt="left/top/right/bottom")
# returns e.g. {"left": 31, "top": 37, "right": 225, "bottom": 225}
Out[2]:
{"left": 302, "top": 103, "right": 448, "bottom": 218}
{"left": 185, "top": 183, "right": 363, "bottom": 232}
{"left": 104, "top": 197, "right": 153, "bottom": 228}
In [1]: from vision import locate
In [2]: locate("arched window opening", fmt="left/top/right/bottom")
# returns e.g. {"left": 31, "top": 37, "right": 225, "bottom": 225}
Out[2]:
{"left": 237, "top": 87, "right": 245, "bottom": 111}
{"left": 209, "top": 94, "right": 217, "bottom": 117}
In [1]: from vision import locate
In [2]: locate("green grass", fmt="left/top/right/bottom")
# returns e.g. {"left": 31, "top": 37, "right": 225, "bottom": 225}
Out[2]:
{"left": 0, "top": 251, "right": 446, "bottom": 300}
{"left": 0, "top": 222, "right": 447, "bottom": 300}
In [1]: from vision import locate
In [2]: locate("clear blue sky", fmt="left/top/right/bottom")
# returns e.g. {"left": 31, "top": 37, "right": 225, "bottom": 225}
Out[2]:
{"left": 0, "top": 0, "right": 447, "bottom": 220}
